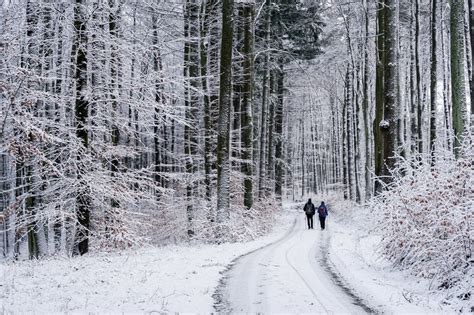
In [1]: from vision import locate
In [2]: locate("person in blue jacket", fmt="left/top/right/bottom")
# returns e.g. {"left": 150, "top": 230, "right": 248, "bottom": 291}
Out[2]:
{"left": 317, "top": 201, "right": 328, "bottom": 230}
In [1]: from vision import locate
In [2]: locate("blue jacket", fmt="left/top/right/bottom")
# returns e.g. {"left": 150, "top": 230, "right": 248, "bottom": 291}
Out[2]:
{"left": 317, "top": 204, "right": 328, "bottom": 218}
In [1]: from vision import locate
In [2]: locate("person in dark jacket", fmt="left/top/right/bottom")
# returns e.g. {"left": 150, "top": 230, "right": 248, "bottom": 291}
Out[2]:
{"left": 303, "top": 198, "right": 316, "bottom": 229}
{"left": 317, "top": 201, "right": 328, "bottom": 230}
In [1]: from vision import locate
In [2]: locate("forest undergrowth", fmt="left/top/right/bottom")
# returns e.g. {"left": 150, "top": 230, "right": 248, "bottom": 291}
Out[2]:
{"left": 370, "top": 134, "right": 473, "bottom": 309}
{"left": 135, "top": 172, "right": 282, "bottom": 246}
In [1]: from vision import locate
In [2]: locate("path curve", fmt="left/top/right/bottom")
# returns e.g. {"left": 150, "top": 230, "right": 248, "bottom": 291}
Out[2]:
{"left": 213, "top": 206, "right": 376, "bottom": 313}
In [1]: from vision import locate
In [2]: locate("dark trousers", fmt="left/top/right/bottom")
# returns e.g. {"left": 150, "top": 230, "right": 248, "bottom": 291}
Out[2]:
{"left": 319, "top": 217, "right": 326, "bottom": 230}
{"left": 306, "top": 215, "right": 314, "bottom": 229}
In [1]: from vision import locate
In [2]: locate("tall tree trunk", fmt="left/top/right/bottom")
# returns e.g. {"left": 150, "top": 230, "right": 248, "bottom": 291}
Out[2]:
{"left": 342, "top": 82, "right": 349, "bottom": 200}
{"left": 241, "top": 3, "right": 254, "bottom": 209}
{"left": 450, "top": 0, "right": 468, "bottom": 156}
{"left": 300, "top": 118, "right": 305, "bottom": 198}
{"left": 184, "top": 0, "right": 200, "bottom": 236}
{"left": 429, "top": 0, "right": 438, "bottom": 162}
{"left": 441, "top": 2, "right": 452, "bottom": 150}
{"left": 24, "top": 0, "right": 39, "bottom": 259}
{"left": 267, "top": 72, "right": 275, "bottom": 187}
{"left": 409, "top": 1, "right": 418, "bottom": 157}
{"left": 345, "top": 66, "right": 354, "bottom": 200}
{"left": 274, "top": 58, "right": 284, "bottom": 201}
{"left": 258, "top": 65, "right": 268, "bottom": 198}
{"left": 74, "top": 0, "right": 90, "bottom": 255}
{"left": 108, "top": 0, "right": 121, "bottom": 241}
{"left": 381, "top": 0, "right": 398, "bottom": 186}
{"left": 362, "top": 0, "right": 371, "bottom": 201}
{"left": 469, "top": 0, "right": 474, "bottom": 122}
{"left": 415, "top": 0, "right": 423, "bottom": 154}
{"left": 232, "top": 6, "right": 244, "bottom": 171}
{"left": 200, "top": 0, "right": 217, "bottom": 202}
{"left": 353, "top": 60, "right": 361, "bottom": 203}
{"left": 216, "top": 0, "right": 234, "bottom": 225}
{"left": 258, "top": 0, "right": 271, "bottom": 198}
{"left": 374, "top": 0, "right": 385, "bottom": 194}
{"left": 153, "top": 15, "right": 166, "bottom": 187}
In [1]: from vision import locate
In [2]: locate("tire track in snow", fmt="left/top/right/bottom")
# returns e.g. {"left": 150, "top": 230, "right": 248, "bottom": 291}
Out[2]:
{"left": 318, "top": 232, "right": 377, "bottom": 314}
{"left": 284, "top": 229, "right": 330, "bottom": 313}
{"left": 212, "top": 216, "right": 298, "bottom": 313}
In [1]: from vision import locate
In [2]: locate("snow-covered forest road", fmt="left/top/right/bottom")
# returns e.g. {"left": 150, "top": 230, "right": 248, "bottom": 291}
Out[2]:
{"left": 214, "top": 205, "right": 374, "bottom": 313}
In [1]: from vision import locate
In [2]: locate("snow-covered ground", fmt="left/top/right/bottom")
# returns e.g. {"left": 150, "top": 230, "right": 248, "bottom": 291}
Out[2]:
{"left": 0, "top": 210, "right": 294, "bottom": 313}
{"left": 1, "top": 201, "right": 467, "bottom": 313}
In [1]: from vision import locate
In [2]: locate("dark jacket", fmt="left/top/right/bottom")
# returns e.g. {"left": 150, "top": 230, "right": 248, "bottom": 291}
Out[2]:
{"left": 303, "top": 202, "right": 315, "bottom": 216}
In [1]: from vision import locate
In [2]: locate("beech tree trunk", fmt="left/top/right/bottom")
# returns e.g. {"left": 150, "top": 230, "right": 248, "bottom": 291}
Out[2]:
{"left": 450, "top": 0, "right": 467, "bottom": 157}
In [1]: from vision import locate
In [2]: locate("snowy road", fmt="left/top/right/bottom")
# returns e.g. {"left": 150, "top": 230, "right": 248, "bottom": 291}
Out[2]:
{"left": 214, "top": 206, "right": 374, "bottom": 314}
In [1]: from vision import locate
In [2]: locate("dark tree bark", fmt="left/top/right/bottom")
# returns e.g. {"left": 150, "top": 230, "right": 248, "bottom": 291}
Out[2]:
{"left": 342, "top": 77, "right": 349, "bottom": 200}
{"left": 216, "top": 0, "right": 234, "bottom": 223}
{"left": 258, "top": 0, "right": 271, "bottom": 198}
{"left": 345, "top": 66, "right": 353, "bottom": 200}
{"left": 267, "top": 72, "right": 275, "bottom": 186}
{"left": 23, "top": 0, "right": 39, "bottom": 259}
{"left": 469, "top": 0, "right": 474, "bottom": 120}
{"left": 300, "top": 118, "right": 305, "bottom": 198}
{"left": 429, "top": 0, "right": 438, "bottom": 162}
{"left": 274, "top": 58, "right": 284, "bottom": 201}
{"left": 184, "top": 0, "right": 200, "bottom": 236}
{"left": 409, "top": 1, "right": 418, "bottom": 156}
{"left": 374, "top": 0, "right": 385, "bottom": 194}
{"left": 200, "top": 0, "right": 218, "bottom": 202}
{"left": 108, "top": 0, "right": 121, "bottom": 239}
{"left": 440, "top": 2, "right": 452, "bottom": 151}
{"left": 240, "top": 3, "right": 254, "bottom": 209}
{"left": 153, "top": 13, "right": 165, "bottom": 189}
{"left": 381, "top": 0, "right": 399, "bottom": 185}
{"left": 415, "top": 0, "right": 423, "bottom": 154}
{"left": 73, "top": 0, "right": 90, "bottom": 255}
{"left": 362, "top": 0, "right": 371, "bottom": 201}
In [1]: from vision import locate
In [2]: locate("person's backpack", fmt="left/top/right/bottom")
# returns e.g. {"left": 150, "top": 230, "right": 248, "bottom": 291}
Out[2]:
{"left": 318, "top": 206, "right": 326, "bottom": 216}
{"left": 304, "top": 203, "right": 315, "bottom": 215}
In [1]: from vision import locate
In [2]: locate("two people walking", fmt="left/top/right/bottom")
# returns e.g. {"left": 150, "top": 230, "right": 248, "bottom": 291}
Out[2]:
{"left": 303, "top": 199, "right": 328, "bottom": 230}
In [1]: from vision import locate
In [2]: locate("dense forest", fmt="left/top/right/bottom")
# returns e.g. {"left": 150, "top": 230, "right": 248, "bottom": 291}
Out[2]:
{"left": 0, "top": 0, "right": 472, "bottom": 280}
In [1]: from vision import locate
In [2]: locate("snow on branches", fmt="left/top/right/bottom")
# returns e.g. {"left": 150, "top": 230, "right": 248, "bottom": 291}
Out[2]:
{"left": 371, "top": 136, "right": 473, "bottom": 305}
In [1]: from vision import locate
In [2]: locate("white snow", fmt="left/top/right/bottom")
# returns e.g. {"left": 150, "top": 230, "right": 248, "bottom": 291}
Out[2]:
{"left": 0, "top": 211, "right": 294, "bottom": 313}
{"left": 379, "top": 119, "right": 390, "bottom": 128}
{"left": 0, "top": 201, "right": 467, "bottom": 313}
